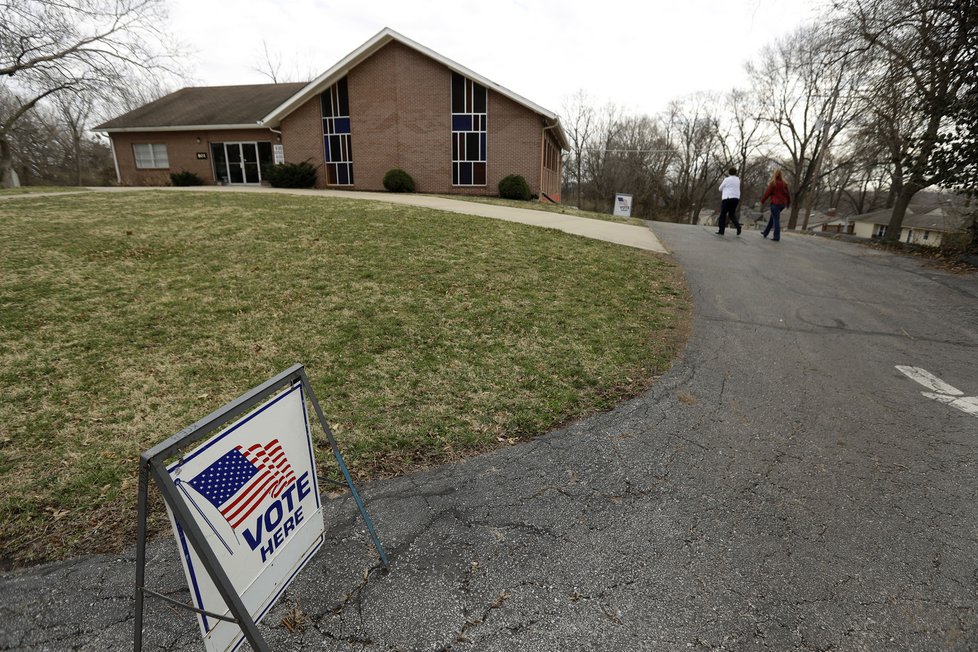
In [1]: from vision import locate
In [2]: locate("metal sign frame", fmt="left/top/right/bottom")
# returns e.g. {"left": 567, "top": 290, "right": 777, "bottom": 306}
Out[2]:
{"left": 133, "top": 364, "right": 388, "bottom": 652}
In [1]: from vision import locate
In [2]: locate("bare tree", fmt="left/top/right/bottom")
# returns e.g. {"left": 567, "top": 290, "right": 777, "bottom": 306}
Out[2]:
{"left": 0, "top": 0, "right": 180, "bottom": 186}
{"left": 837, "top": 0, "right": 978, "bottom": 242}
{"left": 582, "top": 101, "right": 626, "bottom": 212}
{"left": 54, "top": 91, "right": 96, "bottom": 186}
{"left": 715, "top": 88, "right": 770, "bottom": 221}
{"left": 561, "top": 90, "right": 598, "bottom": 209}
{"left": 0, "top": 86, "right": 113, "bottom": 185}
{"left": 748, "top": 24, "right": 864, "bottom": 229}
{"left": 716, "top": 89, "right": 767, "bottom": 186}
{"left": 254, "top": 41, "right": 287, "bottom": 84}
{"left": 662, "top": 94, "right": 724, "bottom": 223}
{"left": 253, "top": 41, "right": 317, "bottom": 84}
{"left": 834, "top": 51, "right": 915, "bottom": 213}
{"left": 601, "top": 114, "right": 673, "bottom": 218}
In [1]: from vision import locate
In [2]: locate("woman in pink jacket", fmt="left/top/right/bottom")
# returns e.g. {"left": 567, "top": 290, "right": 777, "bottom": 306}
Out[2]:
{"left": 760, "top": 169, "right": 791, "bottom": 242}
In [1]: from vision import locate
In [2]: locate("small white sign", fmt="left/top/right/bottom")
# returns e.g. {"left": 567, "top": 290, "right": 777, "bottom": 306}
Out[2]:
{"left": 273, "top": 144, "right": 285, "bottom": 165}
{"left": 165, "top": 383, "right": 324, "bottom": 652}
{"left": 613, "top": 193, "right": 633, "bottom": 217}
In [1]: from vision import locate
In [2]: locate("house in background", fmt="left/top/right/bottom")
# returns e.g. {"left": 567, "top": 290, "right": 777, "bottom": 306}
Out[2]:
{"left": 810, "top": 208, "right": 853, "bottom": 234}
{"left": 847, "top": 205, "right": 969, "bottom": 247}
{"left": 800, "top": 208, "right": 850, "bottom": 233}
{"left": 96, "top": 28, "right": 567, "bottom": 200}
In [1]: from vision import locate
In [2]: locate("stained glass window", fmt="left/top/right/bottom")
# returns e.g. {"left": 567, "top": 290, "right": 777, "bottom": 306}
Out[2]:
{"left": 451, "top": 73, "right": 487, "bottom": 186}
{"left": 322, "top": 78, "right": 354, "bottom": 186}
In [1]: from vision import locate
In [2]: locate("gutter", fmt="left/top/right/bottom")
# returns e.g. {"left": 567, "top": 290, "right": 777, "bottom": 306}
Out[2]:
{"left": 95, "top": 124, "right": 268, "bottom": 134}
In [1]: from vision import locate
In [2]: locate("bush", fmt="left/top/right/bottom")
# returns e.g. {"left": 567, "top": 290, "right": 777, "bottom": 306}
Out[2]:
{"left": 170, "top": 170, "right": 203, "bottom": 186}
{"left": 264, "top": 161, "right": 317, "bottom": 188}
{"left": 498, "top": 174, "right": 531, "bottom": 200}
{"left": 383, "top": 168, "right": 415, "bottom": 193}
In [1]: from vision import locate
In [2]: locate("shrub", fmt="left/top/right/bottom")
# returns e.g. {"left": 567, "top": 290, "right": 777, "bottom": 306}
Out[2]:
{"left": 170, "top": 170, "right": 203, "bottom": 186}
{"left": 264, "top": 161, "right": 317, "bottom": 188}
{"left": 498, "top": 174, "right": 531, "bottom": 200}
{"left": 383, "top": 168, "right": 415, "bottom": 193}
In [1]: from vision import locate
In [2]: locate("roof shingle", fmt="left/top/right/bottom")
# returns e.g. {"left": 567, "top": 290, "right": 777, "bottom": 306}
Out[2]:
{"left": 95, "top": 83, "right": 307, "bottom": 130}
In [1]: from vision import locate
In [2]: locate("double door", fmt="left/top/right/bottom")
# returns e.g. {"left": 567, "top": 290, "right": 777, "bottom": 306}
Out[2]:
{"left": 212, "top": 142, "right": 262, "bottom": 184}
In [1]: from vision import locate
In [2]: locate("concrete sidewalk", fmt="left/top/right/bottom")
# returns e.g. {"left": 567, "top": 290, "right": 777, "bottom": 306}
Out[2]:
{"left": 1, "top": 185, "right": 669, "bottom": 254}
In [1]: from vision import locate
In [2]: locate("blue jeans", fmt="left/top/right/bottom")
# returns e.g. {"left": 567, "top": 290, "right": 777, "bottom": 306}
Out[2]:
{"left": 764, "top": 204, "right": 784, "bottom": 240}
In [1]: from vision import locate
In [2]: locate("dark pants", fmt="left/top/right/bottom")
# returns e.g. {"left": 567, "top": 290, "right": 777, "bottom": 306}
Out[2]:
{"left": 718, "top": 198, "right": 741, "bottom": 234}
{"left": 763, "top": 204, "right": 784, "bottom": 241}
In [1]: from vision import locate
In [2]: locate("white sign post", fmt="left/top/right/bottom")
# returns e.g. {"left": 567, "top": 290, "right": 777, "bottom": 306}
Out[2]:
{"left": 134, "top": 365, "right": 387, "bottom": 652}
{"left": 613, "top": 193, "right": 633, "bottom": 218}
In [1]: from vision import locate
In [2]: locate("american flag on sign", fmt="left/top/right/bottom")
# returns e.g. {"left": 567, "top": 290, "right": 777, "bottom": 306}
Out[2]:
{"left": 188, "top": 439, "right": 296, "bottom": 529}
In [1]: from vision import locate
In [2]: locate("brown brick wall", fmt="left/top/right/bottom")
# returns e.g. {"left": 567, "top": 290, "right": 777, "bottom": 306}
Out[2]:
{"left": 487, "top": 92, "right": 544, "bottom": 196}
{"left": 344, "top": 41, "right": 454, "bottom": 192}
{"left": 279, "top": 97, "right": 325, "bottom": 183}
{"left": 110, "top": 129, "right": 279, "bottom": 185}
{"left": 278, "top": 41, "right": 549, "bottom": 195}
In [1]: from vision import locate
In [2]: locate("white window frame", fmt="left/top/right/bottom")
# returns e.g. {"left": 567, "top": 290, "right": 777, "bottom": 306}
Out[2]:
{"left": 133, "top": 143, "right": 169, "bottom": 169}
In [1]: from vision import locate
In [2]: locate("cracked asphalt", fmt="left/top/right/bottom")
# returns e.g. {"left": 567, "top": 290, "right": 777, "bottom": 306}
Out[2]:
{"left": 2, "top": 221, "right": 977, "bottom": 651}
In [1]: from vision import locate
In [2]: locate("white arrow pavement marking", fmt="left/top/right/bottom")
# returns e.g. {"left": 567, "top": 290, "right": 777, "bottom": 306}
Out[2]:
{"left": 920, "top": 392, "right": 978, "bottom": 417}
{"left": 895, "top": 365, "right": 964, "bottom": 395}
{"left": 896, "top": 365, "right": 978, "bottom": 418}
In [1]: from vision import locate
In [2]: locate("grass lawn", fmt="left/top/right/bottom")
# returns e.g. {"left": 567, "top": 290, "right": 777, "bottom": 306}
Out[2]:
{"left": 0, "top": 190, "right": 689, "bottom": 566}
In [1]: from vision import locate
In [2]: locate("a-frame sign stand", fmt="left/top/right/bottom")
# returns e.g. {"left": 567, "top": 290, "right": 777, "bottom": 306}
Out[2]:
{"left": 133, "top": 364, "right": 388, "bottom": 652}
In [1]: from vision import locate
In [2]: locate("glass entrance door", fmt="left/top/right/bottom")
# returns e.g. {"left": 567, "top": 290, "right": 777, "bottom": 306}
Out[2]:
{"left": 215, "top": 142, "right": 261, "bottom": 184}
{"left": 226, "top": 143, "right": 244, "bottom": 183}
{"left": 240, "top": 143, "right": 260, "bottom": 183}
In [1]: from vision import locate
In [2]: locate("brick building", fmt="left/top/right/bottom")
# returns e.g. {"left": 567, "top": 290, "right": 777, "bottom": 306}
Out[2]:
{"left": 97, "top": 28, "right": 567, "bottom": 201}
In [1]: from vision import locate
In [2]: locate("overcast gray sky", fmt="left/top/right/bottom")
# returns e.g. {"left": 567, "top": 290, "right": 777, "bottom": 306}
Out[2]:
{"left": 169, "top": 0, "right": 821, "bottom": 117}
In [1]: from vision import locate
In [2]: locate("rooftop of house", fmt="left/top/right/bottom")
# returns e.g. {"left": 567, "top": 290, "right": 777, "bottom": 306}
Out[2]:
{"left": 95, "top": 83, "right": 308, "bottom": 131}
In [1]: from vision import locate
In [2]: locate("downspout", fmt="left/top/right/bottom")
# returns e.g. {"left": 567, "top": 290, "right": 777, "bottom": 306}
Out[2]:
{"left": 109, "top": 135, "right": 121, "bottom": 185}
{"left": 265, "top": 125, "right": 283, "bottom": 181}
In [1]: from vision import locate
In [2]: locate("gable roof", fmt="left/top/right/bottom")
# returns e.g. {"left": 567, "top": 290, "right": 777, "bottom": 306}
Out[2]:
{"left": 95, "top": 28, "right": 569, "bottom": 150}
{"left": 260, "top": 27, "right": 567, "bottom": 149}
{"left": 95, "top": 83, "right": 307, "bottom": 131}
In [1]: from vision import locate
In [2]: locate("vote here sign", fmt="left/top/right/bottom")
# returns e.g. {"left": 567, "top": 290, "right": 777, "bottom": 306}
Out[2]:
{"left": 164, "top": 382, "right": 324, "bottom": 652}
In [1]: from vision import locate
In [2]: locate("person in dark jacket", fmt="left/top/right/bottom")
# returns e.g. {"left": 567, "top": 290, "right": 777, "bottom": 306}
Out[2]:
{"left": 760, "top": 169, "right": 791, "bottom": 241}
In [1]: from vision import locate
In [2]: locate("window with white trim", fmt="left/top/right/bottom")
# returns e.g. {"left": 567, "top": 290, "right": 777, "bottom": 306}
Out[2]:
{"left": 451, "top": 72, "right": 487, "bottom": 186}
{"left": 133, "top": 143, "right": 169, "bottom": 169}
